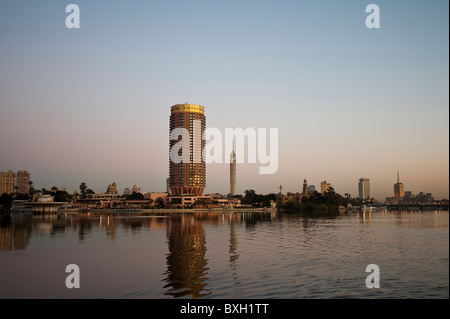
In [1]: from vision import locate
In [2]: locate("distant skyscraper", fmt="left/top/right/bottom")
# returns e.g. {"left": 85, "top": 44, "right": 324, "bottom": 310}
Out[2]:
{"left": 307, "top": 185, "right": 316, "bottom": 194}
{"left": 230, "top": 141, "right": 236, "bottom": 196}
{"left": 169, "top": 104, "right": 206, "bottom": 196}
{"left": 16, "top": 170, "right": 30, "bottom": 194}
{"left": 1, "top": 170, "right": 16, "bottom": 195}
{"left": 358, "top": 178, "right": 370, "bottom": 200}
{"left": 394, "top": 171, "right": 404, "bottom": 198}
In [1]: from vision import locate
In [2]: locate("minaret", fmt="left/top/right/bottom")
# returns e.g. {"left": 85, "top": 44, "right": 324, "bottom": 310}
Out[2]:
{"left": 302, "top": 179, "right": 308, "bottom": 196}
{"left": 230, "top": 139, "right": 236, "bottom": 196}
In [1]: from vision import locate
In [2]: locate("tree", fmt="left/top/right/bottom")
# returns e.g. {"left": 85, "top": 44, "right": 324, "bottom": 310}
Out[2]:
{"left": 0, "top": 193, "right": 13, "bottom": 210}
{"left": 54, "top": 190, "right": 69, "bottom": 202}
{"left": 28, "top": 181, "right": 35, "bottom": 199}
{"left": 242, "top": 189, "right": 257, "bottom": 205}
{"left": 79, "top": 182, "right": 87, "bottom": 198}
{"left": 282, "top": 188, "right": 353, "bottom": 213}
{"left": 126, "top": 192, "right": 144, "bottom": 200}
{"left": 260, "top": 193, "right": 277, "bottom": 207}
{"left": 154, "top": 197, "right": 165, "bottom": 208}
{"left": 15, "top": 193, "right": 30, "bottom": 200}
{"left": 41, "top": 188, "right": 52, "bottom": 195}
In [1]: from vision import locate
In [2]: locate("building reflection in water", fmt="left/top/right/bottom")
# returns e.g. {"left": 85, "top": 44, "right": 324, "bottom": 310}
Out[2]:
{"left": 229, "top": 215, "right": 239, "bottom": 266}
{"left": 105, "top": 215, "right": 117, "bottom": 240}
{"left": 163, "top": 214, "right": 210, "bottom": 298}
{"left": 71, "top": 216, "right": 94, "bottom": 241}
{"left": 0, "top": 213, "right": 32, "bottom": 251}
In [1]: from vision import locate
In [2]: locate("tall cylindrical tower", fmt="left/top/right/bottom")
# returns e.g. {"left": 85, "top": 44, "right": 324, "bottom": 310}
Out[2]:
{"left": 169, "top": 104, "right": 206, "bottom": 196}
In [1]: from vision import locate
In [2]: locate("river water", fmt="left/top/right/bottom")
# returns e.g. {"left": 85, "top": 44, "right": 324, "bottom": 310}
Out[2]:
{"left": 0, "top": 209, "right": 448, "bottom": 299}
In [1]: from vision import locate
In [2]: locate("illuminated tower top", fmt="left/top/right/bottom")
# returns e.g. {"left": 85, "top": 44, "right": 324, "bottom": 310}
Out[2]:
{"left": 171, "top": 104, "right": 205, "bottom": 115}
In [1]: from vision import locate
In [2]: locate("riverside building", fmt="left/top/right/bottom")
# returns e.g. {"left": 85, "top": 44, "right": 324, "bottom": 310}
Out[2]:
{"left": 169, "top": 104, "right": 206, "bottom": 196}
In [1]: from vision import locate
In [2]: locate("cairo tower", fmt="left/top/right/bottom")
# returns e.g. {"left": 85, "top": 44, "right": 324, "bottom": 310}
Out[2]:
{"left": 230, "top": 142, "right": 236, "bottom": 196}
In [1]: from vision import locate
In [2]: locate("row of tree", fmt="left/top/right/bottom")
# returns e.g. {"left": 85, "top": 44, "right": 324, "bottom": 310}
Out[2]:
{"left": 238, "top": 188, "right": 368, "bottom": 212}
{"left": 241, "top": 190, "right": 277, "bottom": 207}
{"left": 282, "top": 188, "right": 367, "bottom": 212}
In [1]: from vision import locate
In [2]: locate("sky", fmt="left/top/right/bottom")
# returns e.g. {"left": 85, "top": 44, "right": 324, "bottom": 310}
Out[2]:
{"left": 0, "top": 0, "right": 448, "bottom": 200}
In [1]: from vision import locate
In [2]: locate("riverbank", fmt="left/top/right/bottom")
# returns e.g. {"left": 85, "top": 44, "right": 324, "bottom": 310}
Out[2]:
{"left": 58, "top": 207, "right": 277, "bottom": 214}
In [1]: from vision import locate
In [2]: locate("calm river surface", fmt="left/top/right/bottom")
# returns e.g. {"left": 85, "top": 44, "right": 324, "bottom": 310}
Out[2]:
{"left": 0, "top": 209, "right": 448, "bottom": 299}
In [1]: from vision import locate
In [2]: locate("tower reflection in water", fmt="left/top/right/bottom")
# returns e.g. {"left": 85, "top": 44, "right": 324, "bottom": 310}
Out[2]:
{"left": 228, "top": 214, "right": 240, "bottom": 288}
{"left": 163, "top": 214, "right": 210, "bottom": 298}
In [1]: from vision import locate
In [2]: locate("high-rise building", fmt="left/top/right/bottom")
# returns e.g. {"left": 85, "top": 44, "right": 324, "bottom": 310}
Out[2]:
{"left": 16, "top": 170, "right": 30, "bottom": 194}
{"left": 230, "top": 142, "right": 236, "bottom": 196}
{"left": 169, "top": 104, "right": 206, "bottom": 196}
{"left": 358, "top": 177, "right": 370, "bottom": 200}
{"left": 1, "top": 170, "right": 16, "bottom": 195}
{"left": 320, "top": 181, "right": 332, "bottom": 194}
{"left": 394, "top": 171, "right": 404, "bottom": 198}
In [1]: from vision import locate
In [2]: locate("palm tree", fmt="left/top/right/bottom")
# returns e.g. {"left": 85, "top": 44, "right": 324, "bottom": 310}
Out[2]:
{"left": 79, "top": 182, "right": 87, "bottom": 198}
{"left": 28, "top": 181, "right": 35, "bottom": 200}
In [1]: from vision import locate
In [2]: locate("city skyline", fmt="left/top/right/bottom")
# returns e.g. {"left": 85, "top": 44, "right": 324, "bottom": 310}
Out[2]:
{"left": 0, "top": 167, "right": 446, "bottom": 202}
{"left": 0, "top": 1, "right": 448, "bottom": 200}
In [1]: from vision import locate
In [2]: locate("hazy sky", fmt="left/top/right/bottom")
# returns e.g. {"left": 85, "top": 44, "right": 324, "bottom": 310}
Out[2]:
{"left": 0, "top": 0, "right": 448, "bottom": 200}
